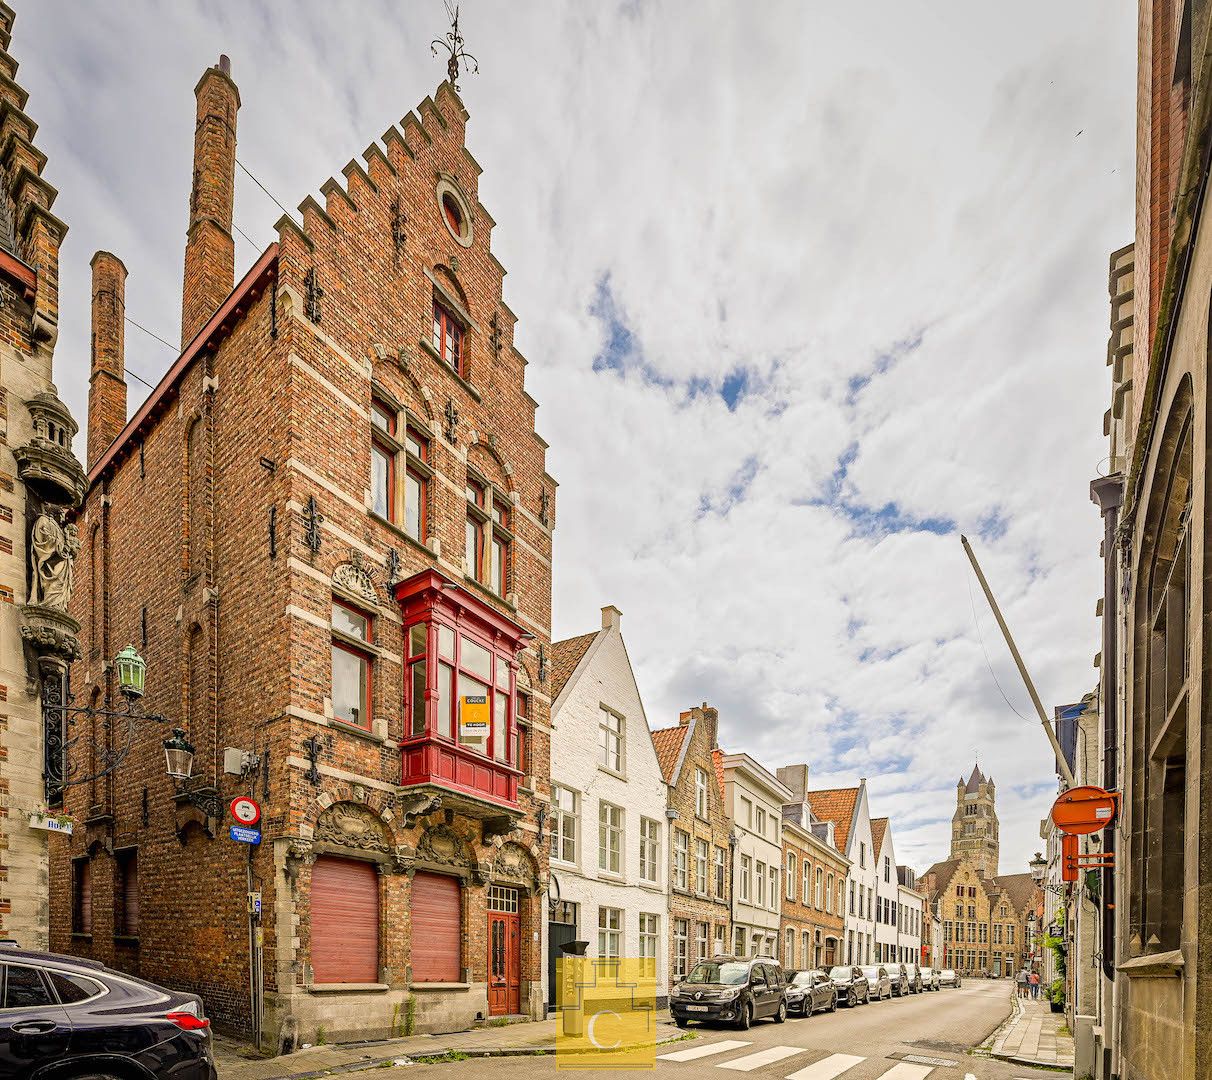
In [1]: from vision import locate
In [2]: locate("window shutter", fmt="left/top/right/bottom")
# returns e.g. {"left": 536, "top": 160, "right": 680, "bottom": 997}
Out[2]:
{"left": 311, "top": 856, "right": 380, "bottom": 983}
{"left": 411, "top": 872, "right": 461, "bottom": 982}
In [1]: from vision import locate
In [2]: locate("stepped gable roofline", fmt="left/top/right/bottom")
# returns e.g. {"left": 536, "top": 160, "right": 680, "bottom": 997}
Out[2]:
{"left": 87, "top": 244, "right": 278, "bottom": 485}
{"left": 870, "top": 816, "right": 889, "bottom": 858}
{"left": 651, "top": 724, "right": 689, "bottom": 785}
{"left": 993, "top": 871, "right": 1039, "bottom": 912}
{"left": 549, "top": 630, "right": 598, "bottom": 701}
{"left": 805, "top": 787, "right": 861, "bottom": 855}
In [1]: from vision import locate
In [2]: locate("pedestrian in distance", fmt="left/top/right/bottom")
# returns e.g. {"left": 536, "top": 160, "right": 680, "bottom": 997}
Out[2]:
{"left": 1029, "top": 971, "right": 1041, "bottom": 999}
{"left": 1017, "top": 968, "right": 1029, "bottom": 998}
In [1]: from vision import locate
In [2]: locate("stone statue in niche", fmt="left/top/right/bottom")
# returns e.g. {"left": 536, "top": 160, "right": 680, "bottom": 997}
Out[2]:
{"left": 29, "top": 512, "right": 80, "bottom": 612}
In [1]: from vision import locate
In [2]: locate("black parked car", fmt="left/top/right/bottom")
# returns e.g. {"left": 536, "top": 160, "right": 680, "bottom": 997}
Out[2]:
{"left": 0, "top": 948, "right": 216, "bottom": 1080}
{"left": 784, "top": 970, "right": 838, "bottom": 1016}
{"left": 827, "top": 964, "right": 871, "bottom": 1007}
{"left": 670, "top": 956, "right": 788, "bottom": 1030}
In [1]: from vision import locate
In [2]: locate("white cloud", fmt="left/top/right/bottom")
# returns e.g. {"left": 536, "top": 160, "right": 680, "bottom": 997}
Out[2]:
{"left": 19, "top": 0, "right": 1133, "bottom": 875}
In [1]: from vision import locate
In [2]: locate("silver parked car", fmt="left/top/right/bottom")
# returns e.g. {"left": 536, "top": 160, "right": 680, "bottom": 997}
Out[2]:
{"left": 939, "top": 968, "right": 961, "bottom": 988}
{"left": 828, "top": 965, "right": 871, "bottom": 1007}
{"left": 888, "top": 964, "right": 911, "bottom": 997}
{"left": 902, "top": 963, "right": 924, "bottom": 994}
{"left": 919, "top": 966, "right": 942, "bottom": 991}
{"left": 861, "top": 965, "right": 893, "bottom": 1000}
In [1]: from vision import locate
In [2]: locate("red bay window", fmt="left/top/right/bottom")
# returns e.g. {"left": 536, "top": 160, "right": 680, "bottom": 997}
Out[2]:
{"left": 396, "top": 569, "right": 528, "bottom": 807}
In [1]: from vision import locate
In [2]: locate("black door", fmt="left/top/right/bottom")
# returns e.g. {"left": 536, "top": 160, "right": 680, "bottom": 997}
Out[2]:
{"left": 0, "top": 964, "right": 72, "bottom": 1078}
{"left": 547, "top": 906, "right": 578, "bottom": 1012}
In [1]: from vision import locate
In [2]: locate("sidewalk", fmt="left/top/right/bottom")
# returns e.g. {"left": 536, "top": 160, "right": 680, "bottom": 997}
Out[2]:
{"left": 989, "top": 995, "right": 1076, "bottom": 1070}
{"left": 214, "top": 1017, "right": 686, "bottom": 1079}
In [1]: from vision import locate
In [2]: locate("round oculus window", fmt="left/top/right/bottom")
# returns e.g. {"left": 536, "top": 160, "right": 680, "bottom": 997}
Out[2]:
{"left": 435, "top": 178, "right": 473, "bottom": 247}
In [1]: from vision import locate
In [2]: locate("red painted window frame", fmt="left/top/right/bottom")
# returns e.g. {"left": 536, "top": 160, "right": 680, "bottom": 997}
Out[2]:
{"left": 432, "top": 299, "right": 464, "bottom": 375}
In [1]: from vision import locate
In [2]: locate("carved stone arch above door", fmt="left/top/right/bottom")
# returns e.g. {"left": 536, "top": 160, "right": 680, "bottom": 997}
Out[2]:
{"left": 314, "top": 800, "right": 392, "bottom": 856}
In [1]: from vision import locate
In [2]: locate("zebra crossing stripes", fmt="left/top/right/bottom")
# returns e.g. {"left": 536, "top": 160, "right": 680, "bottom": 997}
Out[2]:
{"left": 716, "top": 1045, "right": 811, "bottom": 1071}
{"left": 657, "top": 1039, "right": 753, "bottom": 1062}
{"left": 876, "top": 1065, "right": 935, "bottom": 1080}
{"left": 784, "top": 1053, "right": 866, "bottom": 1080}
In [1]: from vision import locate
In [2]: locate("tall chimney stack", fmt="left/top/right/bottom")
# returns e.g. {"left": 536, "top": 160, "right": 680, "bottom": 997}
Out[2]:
{"left": 181, "top": 54, "right": 239, "bottom": 348}
{"left": 87, "top": 251, "right": 128, "bottom": 468}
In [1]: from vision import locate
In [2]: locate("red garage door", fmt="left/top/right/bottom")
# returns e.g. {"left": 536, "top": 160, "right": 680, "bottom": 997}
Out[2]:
{"left": 311, "top": 856, "right": 380, "bottom": 983}
{"left": 412, "top": 872, "right": 461, "bottom": 982}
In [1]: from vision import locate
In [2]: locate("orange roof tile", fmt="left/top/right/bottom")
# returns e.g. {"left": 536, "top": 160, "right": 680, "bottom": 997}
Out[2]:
{"left": 870, "top": 817, "right": 889, "bottom": 858}
{"left": 550, "top": 631, "right": 598, "bottom": 700}
{"left": 651, "top": 725, "right": 688, "bottom": 784}
{"left": 805, "top": 787, "right": 860, "bottom": 854}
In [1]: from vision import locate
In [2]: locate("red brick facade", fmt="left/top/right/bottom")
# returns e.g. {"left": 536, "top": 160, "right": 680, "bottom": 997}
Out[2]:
{"left": 54, "top": 63, "right": 555, "bottom": 1048}
{"left": 779, "top": 821, "right": 847, "bottom": 972}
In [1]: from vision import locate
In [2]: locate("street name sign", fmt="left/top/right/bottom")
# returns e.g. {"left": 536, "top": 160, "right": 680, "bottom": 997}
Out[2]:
{"left": 230, "top": 825, "right": 261, "bottom": 844}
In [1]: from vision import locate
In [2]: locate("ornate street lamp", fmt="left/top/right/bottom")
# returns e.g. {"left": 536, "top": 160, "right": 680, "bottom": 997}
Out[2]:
{"left": 162, "top": 729, "right": 196, "bottom": 781}
{"left": 1030, "top": 851, "right": 1046, "bottom": 883}
{"left": 43, "top": 645, "right": 178, "bottom": 801}
{"left": 114, "top": 644, "right": 147, "bottom": 699}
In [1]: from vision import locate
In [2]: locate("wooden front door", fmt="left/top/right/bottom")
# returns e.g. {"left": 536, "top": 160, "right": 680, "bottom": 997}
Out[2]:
{"left": 487, "top": 885, "right": 521, "bottom": 1016}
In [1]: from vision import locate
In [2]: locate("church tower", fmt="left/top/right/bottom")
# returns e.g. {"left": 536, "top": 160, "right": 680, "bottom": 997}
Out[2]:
{"left": 950, "top": 763, "right": 999, "bottom": 876}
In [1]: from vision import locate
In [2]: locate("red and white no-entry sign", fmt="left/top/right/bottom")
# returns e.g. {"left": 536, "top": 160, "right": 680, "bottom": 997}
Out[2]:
{"left": 229, "top": 796, "right": 261, "bottom": 827}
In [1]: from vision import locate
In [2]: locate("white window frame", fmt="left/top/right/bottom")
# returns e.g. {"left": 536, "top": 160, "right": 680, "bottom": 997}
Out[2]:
{"left": 786, "top": 852, "right": 797, "bottom": 900}
{"left": 756, "top": 861, "right": 767, "bottom": 908}
{"left": 598, "top": 802, "right": 623, "bottom": 876}
{"left": 598, "top": 906, "right": 622, "bottom": 959}
{"left": 598, "top": 706, "right": 624, "bottom": 774}
{"left": 673, "top": 829, "right": 689, "bottom": 891}
{"left": 815, "top": 867, "right": 824, "bottom": 909}
{"left": 673, "top": 919, "right": 689, "bottom": 979}
{"left": 695, "top": 768, "right": 708, "bottom": 817}
{"left": 639, "top": 817, "right": 660, "bottom": 884}
{"left": 740, "top": 855, "right": 751, "bottom": 901}
{"left": 714, "top": 846, "right": 726, "bottom": 898}
{"left": 695, "top": 838, "right": 709, "bottom": 894}
{"left": 639, "top": 913, "right": 659, "bottom": 973}
{"left": 769, "top": 866, "right": 779, "bottom": 911}
{"left": 550, "top": 784, "right": 579, "bottom": 865}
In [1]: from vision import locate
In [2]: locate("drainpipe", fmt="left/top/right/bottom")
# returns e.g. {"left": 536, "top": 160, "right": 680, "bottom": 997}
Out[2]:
{"left": 1090, "top": 474, "right": 1122, "bottom": 986}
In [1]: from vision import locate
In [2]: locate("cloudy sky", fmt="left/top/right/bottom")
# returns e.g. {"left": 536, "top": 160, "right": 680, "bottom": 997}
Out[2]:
{"left": 21, "top": 1, "right": 1134, "bottom": 874}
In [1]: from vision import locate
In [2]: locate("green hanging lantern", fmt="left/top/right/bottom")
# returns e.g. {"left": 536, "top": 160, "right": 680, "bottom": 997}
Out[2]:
{"left": 114, "top": 644, "right": 147, "bottom": 699}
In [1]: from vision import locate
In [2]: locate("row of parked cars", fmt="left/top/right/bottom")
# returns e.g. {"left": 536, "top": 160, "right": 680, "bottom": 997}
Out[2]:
{"left": 669, "top": 955, "right": 963, "bottom": 1029}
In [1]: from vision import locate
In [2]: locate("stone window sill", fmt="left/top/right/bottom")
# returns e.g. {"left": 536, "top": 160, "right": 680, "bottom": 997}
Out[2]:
{"left": 410, "top": 982, "right": 472, "bottom": 992}
{"left": 330, "top": 719, "right": 387, "bottom": 745}
{"left": 1117, "top": 950, "right": 1184, "bottom": 978}
{"left": 369, "top": 512, "right": 433, "bottom": 559}
{"left": 308, "top": 983, "right": 390, "bottom": 994}
{"left": 113, "top": 935, "right": 140, "bottom": 947}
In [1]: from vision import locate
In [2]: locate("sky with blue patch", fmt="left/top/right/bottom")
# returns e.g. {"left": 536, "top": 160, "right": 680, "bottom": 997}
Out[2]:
{"left": 25, "top": 0, "right": 1134, "bottom": 874}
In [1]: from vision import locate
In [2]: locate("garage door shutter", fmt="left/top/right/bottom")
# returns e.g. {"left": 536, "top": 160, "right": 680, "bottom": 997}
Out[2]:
{"left": 311, "top": 856, "right": 380, "bottom": 984}
{"left": 412, "top": 872, "right": 461, "bottom": 982}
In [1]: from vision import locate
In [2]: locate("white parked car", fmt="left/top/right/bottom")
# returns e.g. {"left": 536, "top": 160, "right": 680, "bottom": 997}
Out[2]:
{"left": 939, "top": 968, "right": 962, "bottom": 988}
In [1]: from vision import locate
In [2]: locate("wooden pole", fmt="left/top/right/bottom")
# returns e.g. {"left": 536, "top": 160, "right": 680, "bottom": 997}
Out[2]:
{"left": 960, "top": 535, "right": 1077, "bottom": 788}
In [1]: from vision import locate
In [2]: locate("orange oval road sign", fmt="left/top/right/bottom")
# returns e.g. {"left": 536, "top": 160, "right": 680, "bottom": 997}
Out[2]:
{"left": 1051, "top": 785, "right": 1118, "bottom": 835}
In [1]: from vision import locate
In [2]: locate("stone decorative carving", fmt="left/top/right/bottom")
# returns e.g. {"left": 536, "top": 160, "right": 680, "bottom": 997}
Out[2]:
{"left": 492, "top": 841, "right": 538, "bottom": 889}
{"left": 315, "top": 802, "right": 391, "bottom": 854}
{"left": 417, "top": 823, "right": 471, "bottom": 868}
{"left": 15, "top": 391, "right": 86, "bottom": 508}
{"left": 483, "top": 815, "right": 519, "bottom": 846}
{"left": 29, "top": 513, "right": 80, "bottom": 612}
{"left": 20, "top": 605, "right": 81, "bottom": 663}
{"left": 399, "top": 791, "right": 442, "bottom": 827}
{"left": 332, "top": 558, "right": 379, "bottom": 605}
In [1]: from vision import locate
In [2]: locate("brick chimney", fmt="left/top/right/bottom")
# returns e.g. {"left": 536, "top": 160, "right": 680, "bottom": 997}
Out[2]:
{"left": 87, "top": 251, "right": 128, "bottom": 468}
{"left": 679, "top": 702, "right": 719, "bottom": 749}
{"left": 181, "top": 54, "right": 239, "bottom": 348}
{"left": 777, "top": 763, "right": 810, "bottom": 800}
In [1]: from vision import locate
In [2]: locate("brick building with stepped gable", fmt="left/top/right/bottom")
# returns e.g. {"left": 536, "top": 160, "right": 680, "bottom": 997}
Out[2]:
{"left": 52, "top": 53, "right": 556, "bottom": 1048}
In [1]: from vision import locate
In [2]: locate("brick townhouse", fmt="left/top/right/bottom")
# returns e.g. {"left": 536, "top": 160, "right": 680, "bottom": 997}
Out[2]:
{"left": 777, "top": 764, "right": 848, "bottom": 972}
{"left": 52, "top": 54, "right": 556, "bottom": 1048}
{"left": 651, "top": 704, "right": 732, "bottom": 986}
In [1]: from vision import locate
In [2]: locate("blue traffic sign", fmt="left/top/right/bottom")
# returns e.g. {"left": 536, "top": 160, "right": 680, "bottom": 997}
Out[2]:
{"left": 230, "top": 825, "right": 261, "bottom": 845}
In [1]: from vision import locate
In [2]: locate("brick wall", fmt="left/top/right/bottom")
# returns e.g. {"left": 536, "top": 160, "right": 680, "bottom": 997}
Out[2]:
{"left": 54, "top": 72, "right": 555, "bottom": 1044}
{"left": 665, "top": 707, "right": 731, "bottom": 985}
